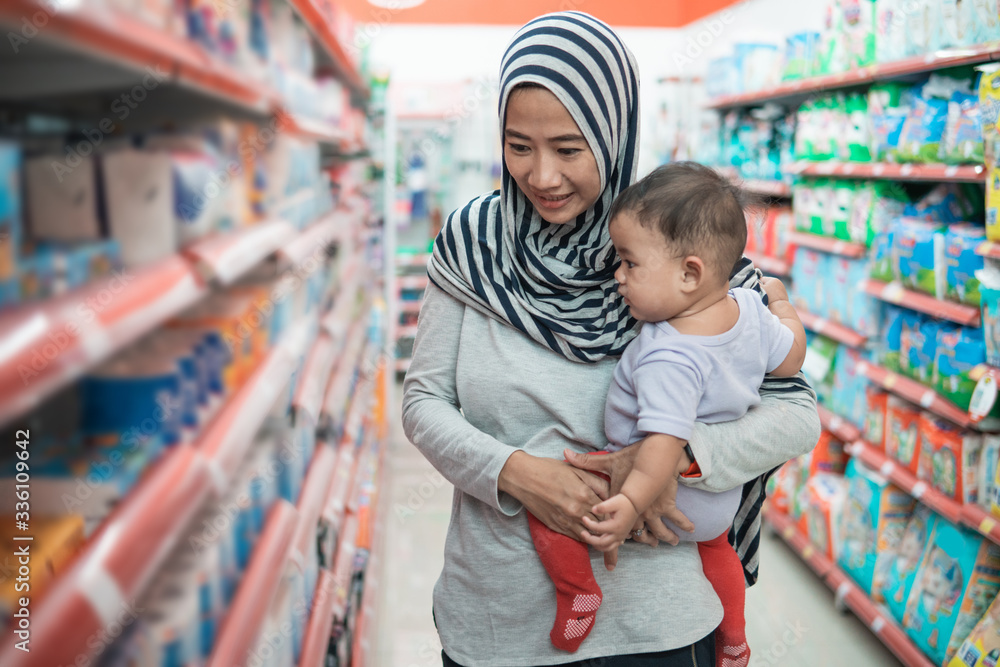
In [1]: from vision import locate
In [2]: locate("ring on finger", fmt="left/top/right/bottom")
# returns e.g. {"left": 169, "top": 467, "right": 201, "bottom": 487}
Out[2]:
{"left": 632, "top": 527, "right": 645, "bottom": 538}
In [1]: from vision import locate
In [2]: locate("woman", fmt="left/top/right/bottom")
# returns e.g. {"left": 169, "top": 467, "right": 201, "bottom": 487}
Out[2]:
{"left": 402, "top": 12, "right": 820, "bottom": 666}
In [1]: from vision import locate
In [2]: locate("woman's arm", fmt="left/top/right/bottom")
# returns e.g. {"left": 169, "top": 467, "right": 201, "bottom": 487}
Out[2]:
{"left": 682, "top": 374, "right": 820, "bottom": 493}
{"left": 402, "top": 283, "right": 607, "bottom": 538}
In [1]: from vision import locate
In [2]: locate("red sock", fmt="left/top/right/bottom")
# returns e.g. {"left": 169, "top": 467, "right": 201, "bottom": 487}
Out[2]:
{"left": 698, "top": 532, "right": 750, "bottom": 667}
{"left": 528, "top": 512, "right": 602, "bottom": 652}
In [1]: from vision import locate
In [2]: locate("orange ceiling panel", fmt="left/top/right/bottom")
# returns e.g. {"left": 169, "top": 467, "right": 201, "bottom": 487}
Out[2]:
{"left": 335, "top": 0, "right": 743, "bottom": 28}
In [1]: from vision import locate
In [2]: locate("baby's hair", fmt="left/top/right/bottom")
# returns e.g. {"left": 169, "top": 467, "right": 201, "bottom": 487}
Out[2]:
{"left": 609, "top": 162, "right": 760, "bottom": 280}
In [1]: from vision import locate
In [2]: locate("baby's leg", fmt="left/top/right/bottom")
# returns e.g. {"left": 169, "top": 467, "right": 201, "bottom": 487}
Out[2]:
{"left": 665, "top": 485, "right": 748, "bottom": 667}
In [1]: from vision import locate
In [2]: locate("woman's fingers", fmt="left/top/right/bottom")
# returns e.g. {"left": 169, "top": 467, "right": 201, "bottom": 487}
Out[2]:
{"left": 643, "top": 516, "right": 680, "bottom": 546}
{"left": 563, "top": 449, "right": 610, "bottom": 472}
{"left": 564, "top": 447, "right": 638, "bottom": 498}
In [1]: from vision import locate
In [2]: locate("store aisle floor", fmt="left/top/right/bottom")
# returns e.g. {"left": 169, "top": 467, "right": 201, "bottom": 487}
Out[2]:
{"left": 374, "top": 383, "right": 902, "bottom": 666}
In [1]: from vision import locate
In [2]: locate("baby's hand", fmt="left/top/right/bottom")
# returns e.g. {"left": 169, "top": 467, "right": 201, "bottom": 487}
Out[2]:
{"left": 580, "top": 493, "right": 639, "bottom": 560}
{"left": 761, "top": 277, "right": 789, "bottom": 304}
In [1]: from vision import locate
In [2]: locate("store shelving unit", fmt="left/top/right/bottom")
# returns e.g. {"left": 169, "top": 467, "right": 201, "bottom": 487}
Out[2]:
{"left": 746, "top": 251, "right": 791, "bottom": 277}
{"left": 861, "top": 280, "right": 982, "bottom": 326}
{"left": 764, "top": 506, "right": 936, "bottom": 667}
{"left": 741, "top": 179, "right": 792, "bottom": 198}
{"left": 790, "top": 161, "right": 986, "bottom": 182}
{"left": 798, "top": 310, "right": 867, "bottom": 348}
{"left": 858, "top": 360, "right": 975, "bottom": 429}
{"left": 707, "top": 40, "right": 1000, "bottom": 109}
{"left": 786, "top": 231, "right": 868, "bottom": 258}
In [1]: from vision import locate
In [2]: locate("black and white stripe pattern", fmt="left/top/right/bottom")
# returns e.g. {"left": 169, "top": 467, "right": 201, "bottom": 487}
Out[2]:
{"left": 729, "top": 256, "right": 817, "bottom": 587}
{"left": 428, "top": 12, "right": 641, "bottom": 362}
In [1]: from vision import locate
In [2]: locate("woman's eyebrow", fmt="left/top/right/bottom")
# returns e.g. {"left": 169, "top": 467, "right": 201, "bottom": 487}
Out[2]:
{"left": 549, "top": 134, "right": 586, "bottom": 142}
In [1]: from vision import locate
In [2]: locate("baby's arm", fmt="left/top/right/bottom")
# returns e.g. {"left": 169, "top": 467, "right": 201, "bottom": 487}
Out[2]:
{"left": 581, "top": 433, "right": 688, "bottom": 551}
{"left": 761, "top": 277, "right": 806, "bottom": 377}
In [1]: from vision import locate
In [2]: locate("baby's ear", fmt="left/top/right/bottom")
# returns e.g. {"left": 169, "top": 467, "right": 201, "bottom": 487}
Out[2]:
{"left": 681, "top": 255, "right": 705, "bottom": 286}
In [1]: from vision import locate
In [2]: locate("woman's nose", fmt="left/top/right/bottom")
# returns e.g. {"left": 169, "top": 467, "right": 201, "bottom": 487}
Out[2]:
{"left": 528, "top": 153, "right": 561, "bottom": 189}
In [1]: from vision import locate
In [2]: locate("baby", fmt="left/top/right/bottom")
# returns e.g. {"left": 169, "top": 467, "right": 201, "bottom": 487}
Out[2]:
{"left": 528, "top": 162, "right": 806, "bottom": 666}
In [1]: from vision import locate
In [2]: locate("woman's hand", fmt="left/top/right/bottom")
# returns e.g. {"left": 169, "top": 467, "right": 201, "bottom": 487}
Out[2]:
{"left": 565, "top": 447, "right": 695, "bottom": 546}
{"left": 498, "top": 450, "right": 609, "bottom": 540}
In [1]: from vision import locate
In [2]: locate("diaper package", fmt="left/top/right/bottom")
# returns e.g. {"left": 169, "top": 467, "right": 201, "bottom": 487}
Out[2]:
{"left": 882, "top": 505, "right": 939, "bottom": 624}
{"left": 897, "top": 96, "right": 951, "bottom": 163}
{"left": 935, "top": 325, "right": 989, "bottom": 411}
{"left": 839, "top": 459, "right": 916, "bottom": 599}
{"left": 811, "top": 431, "right": 849, "bottom": 477}
{"left": 870, "top": 220, "right": 899, "bottom": 283}
{"left": 942, "top": 93, "right": 985, "bottom": 165}
{"left": 901, "top": 317, "right": 942, "bottom": 386}
{"left": 981, "top": 266, "right": 1000, "bottom": 365}
{"left": 886, "top": 396, "right": 923, "bottom": 473}
{"left": 865, "top": 385, "right": 890, "bottom": 450}
{"left": 0, "top": 142, "right": 21, "bottom": 286}
{"left": 831, "top": 345, "right": 869, "bottom": 427}
{"left": 945, "top": 225, "right": 987, "bottom": 306}
{"left": 791, "top": 247, "right": 827, "bottom": 315}
{"left": 980, "top": 436, "right": 1000, "bottom": 519}
{"left": 803, "top": 473, "right": 849, "bottom": 561}
{"left": 875, "top": 0, "right": 909, "bottom": 63}
{"left": 869, "top": 82, "right": 914, "bottom": 161}
{"left": 880, "top": 305, "right": 921, "bottom": 372}
{"left": 949, "top": 590, "right": 1000, "bottom": 667}
{"left": 850, "top": 181, "right": 908, "bottom": 248}
{"left": 895, "top": 218, "right": 948, "bottom": 298}
{"left": 917, "top": 413, "right": 983, "bottom": 504}
{"left": 904, "top": 523, "right": 1000, "bottom": 665}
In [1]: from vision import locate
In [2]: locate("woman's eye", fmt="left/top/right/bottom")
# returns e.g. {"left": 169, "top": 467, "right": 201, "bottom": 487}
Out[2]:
{"left": 507, "top": 143, "right": 529, "bottom": 154}
{"left": 559, "top": 148, "right": 582, "bottom": 156}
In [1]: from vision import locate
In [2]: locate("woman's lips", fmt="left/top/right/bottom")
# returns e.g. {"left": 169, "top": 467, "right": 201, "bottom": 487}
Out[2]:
{"left": 533, "top": 192, "right": 573, "bottom": 210}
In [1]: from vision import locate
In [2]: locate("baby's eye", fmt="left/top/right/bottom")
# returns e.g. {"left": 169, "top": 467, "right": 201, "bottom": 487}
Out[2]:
{"left": 626, "top": 261, "right": 636, "bottom": 269}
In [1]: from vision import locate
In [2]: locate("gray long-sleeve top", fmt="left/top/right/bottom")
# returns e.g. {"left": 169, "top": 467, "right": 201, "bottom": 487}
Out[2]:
{"left": 402, "top": 282, "right": 820, "bottom": 665}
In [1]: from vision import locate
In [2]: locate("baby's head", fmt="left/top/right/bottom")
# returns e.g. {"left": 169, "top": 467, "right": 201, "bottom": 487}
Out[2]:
{"left": 608, "top": 162, "right": 751, "bottom": 322}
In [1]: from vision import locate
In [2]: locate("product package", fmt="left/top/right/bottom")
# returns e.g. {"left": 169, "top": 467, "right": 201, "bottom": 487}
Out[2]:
{"left": 811, "top": 431, "right": 849, "bottom": 477}
{"left": 935, "top": 325, "right": 989, "bottom": 412}
{"left": 880, "top": 305, "right": 922, "bottom": 372}
{"left": 945, "top": 225, "right": 987, "bottom": 306}
{"left": 831, "top": 345, "right": 870, "bottom": 427}
{"left": 901, "top": 317, "right": 942, "bottom": 386}
{"left": 803, "top": 473, "right": 849, "bottom": 561}
{"left": 950, "top": 590, "right": 1000, "bottom": 667}
{"left": 865, "top": 385, "right": 890, "bottom": 450}
{"left": 885, "top": 396, "right": 923, "bottom": 473}
{"left": 838, "top": 459, "right": 916, "bottom": 600}
{"left": 24, "top": 152, "right": 103, "bottom": 242}
{"left": 942, "top": 93, "right": 985, "bottom": 165}
{"left": 0, "top": 141, "right": 21, "bottom": 285}
{"left": 882, "top": 504, "right": 939, "bottom": 624}
{"left": 917, "top": 413, "right": 983, "bottom": 504}
{"left": 102, "top": 148, "right": 177, "bottom": 267}
{"left": 870, "top": 220, "right": 899, "bottom": 283}
{"left": 904, "top": 523, "right": 1000, "bottom": 665}
{"left": 791, "top": 247, "right": 827, "bottom": 315}
{"left": 895, "top": 218, "right": 948, "bottom": 298}
{"left": 981, "top": 436, "right": 1000, "bottom": 519}
{"left": 850, "top": 180, "right": 908, "bottom": 248}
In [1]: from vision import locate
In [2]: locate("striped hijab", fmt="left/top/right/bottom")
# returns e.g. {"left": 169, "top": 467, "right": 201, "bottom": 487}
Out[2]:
{"left": 427, "top": 11, "right": 641, "bottom": 362}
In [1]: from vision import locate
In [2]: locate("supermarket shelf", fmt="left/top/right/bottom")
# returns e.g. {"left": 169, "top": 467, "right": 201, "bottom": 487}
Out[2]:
{"left": 975, "top": 241, "right": 1000, "bottom": 259}
{"left": 816, "top": 405, "right": 862, "bottom": 443}
{"left": 298, "top": 570, "right": 337, "bottom": 667}
{"left": 277, "top": 213, "right": 343, "bottom": 268}
{"left": 395, "top": 253, "right": 433, "bottom": 267}
{"left": 330, "top": 512, "right": 359, "bottom": 619}
{"left": 707, "top": 40, "right": 1000, "bottom": 109}
{"left": 790, "top": 161, "right": 986, "bottom": 182}
{"left": 397, "top": 324, "right": 419, "bottom": 339}
{"left": 0, "top": 255, "right": 207, "bottom": 428}
{"left": 322, "top": 439, "right": 358, "bottom": 534}
{"left": 209, "top": 500, "right": 300, "bottom": 667}
{"left": 861, "top": 280, "right": 981, "bottom": 327}
{"left": 198, "top": 320, "right": 312, "bottom": 492}
{"left": 292, "top": 333, "right": 338, "bottom": 427}
{"left": 292, "top": 445, "right": 339, "bottom": 567}
{"left": 185, "top": 219, "right": 298, "bottom": 285}
{"left": 798, "top": 310, "right": 867, "bottom": 348}
{"left": 288, "top": 0, "right": 368, "bottom": 97}
{"left": 763, "top": 507, "right": 936, "bottom": 667}
{"left": 961, "top": 504, "right": 1000, "bottom": 549}
{"left": 279, "top": 111, "right": 349, "bottom": 146}
{"left": 0, "top": 0, "right": 275, "bottom": 115}
{"left": 0, "top": 444, "right": 213, "bottom": 667}
{"left": 397, "top": 275, "right": 429, "bottom": 290}
{"left": 858, "top": 360, "right": 974, "bottom": 429}
{"left": 786, "top": 231, "right": 867, "bottom": 258}
{"left": 396, "top": 357, "right": 412, "bottom": 372}
{"left": 745, "top": 251, "right": 791, "bottom": 277}
{"left": 740, "top": 179, "right": 792, "bottom": 197}
{"left": 844, "top": 439, "right": 964, "bottom": 524}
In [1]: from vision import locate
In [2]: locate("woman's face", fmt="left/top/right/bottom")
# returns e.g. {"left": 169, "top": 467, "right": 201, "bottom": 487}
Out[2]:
{"left": 503, "top": 86, "right": 602, "bottom": 225}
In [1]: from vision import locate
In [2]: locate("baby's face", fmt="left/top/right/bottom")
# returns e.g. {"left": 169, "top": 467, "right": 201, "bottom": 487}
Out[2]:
{"left": 610, "top": 212, "right": 692, "bottom": 323}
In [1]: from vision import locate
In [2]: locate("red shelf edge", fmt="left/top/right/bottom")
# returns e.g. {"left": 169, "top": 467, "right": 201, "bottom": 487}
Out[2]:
{"left": 798, "top": 310, "right": 867, "bottom": 348}
{"left": 292, "top": 445, "right": 340, "bottom": 567}
{"left": 293, "top": 333, "right": 338, "bottom": 427}
{"left": 786, "top": 231, "right": 868, "bottom": 258}
{"left": 792, "top": 161, "right": 986, "bottom": 182}
{"left": 0, "top": 445, "right": 213, "bottom": 667}
{"left": 706, "top": 41, "right": 1000, "bottom": 109}
{"left": 209, "top": 500, "right": 300, "bottom": 667}
{"left": 288, "top": 0, "right": 368, "bottom": 97}
{"left": 298, "top": 570, "right": 338, "bottom": 667}
{"left": 183, "top": 219, "right": 297, "bottom": 286}
{"left": 859, "top": 360, "right": 975, "bottom": 429}
{"left": 861, "top": 280, "right": 982, "bottom": 327}
{"left": 763, "top": 507, "right": 936, "bottom": 667}
{"left": 816, "top": 405, "right": 862, "bottom": 443}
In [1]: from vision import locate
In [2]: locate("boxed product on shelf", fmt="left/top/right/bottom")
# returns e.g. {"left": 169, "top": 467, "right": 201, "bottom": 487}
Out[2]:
{"left": 917, "top": 413, "right": 983, "bottom": 504}
{"left": 790, "top": 246, "right": 827, "bottom": 314}
{"left": 830, "top": 346, "right": 869, "bottom": 427}
{"left": 979, "top": 66, "right": 1000, "bottom": 169}
{"left": 886, "top": 396, "right": 923, "bottom": 473}
{"left": 801, "top": 472, "right": 848, "bottom": 560}
{"left": 881, "top": 504, "right": 940, "bottom": 624}
{"left": 981, "top": 436, "right": 1000, "bottom": 518}
{"left": 879, "top": 305, "right": 921, "bottom": 371}
{"left": 850, "top": 181, "right": 908, "bottom": 248}
{"left": 810, "top": 431, "right": 849, "bottom": 476}
{"left": 950, "top": 588, "right": 1000, "bottom": 667}
{"left": 982, "top": 267, "right": 1000, "bottom": 366}
{"left": 935, "top": 325, "right": 990, "bottom": 411}
{"left": 895, "top": 218, "right": 947, "bottom": 298}
{"left": 843, "top": 0, "right": 877, "bottom": 69}
{"left": 946, "top": 225, "right": 987, "bottom": 305}
{"left": 874, "top": 0, "right": 908, "bottom": 63}
{"left": 802, "top": 335, "right": 839, "bottom": 407}
{"left": 897, "top": 94, "right": 952, "bottom": 163}
{"left": 781, "top": 31, "right": 820, "bottom": 81}
{"left": 869, "top": 82, "right": 913, "bottom": 162}
{"left": 865, "top": 385, "right": 890, "bottom": 450}
{"left": 0, "top": 141, "right": 20, "bottom": 285}
{"left": 903, "top": 521, "right": 1000, "bottom": 665}
{"left": 901, "top": 315, "right": 942, "bottom": 386}
{"left": 942, "top": 92, "right": 985, "bottom": 165}
{"left": 988, "top": 167, "right": 1000, "bottom": 241}
{"left": 102, "top": 148, "right": 177, "bottom": 267}
{"left": 24, "top": 151, "right": 103, "bottom": 242}
{"left": 133, "top": 566, "right": 203, "bottom": 667}
{"left": 0, "top": 514, "right": 85, "bottom": 628}
{"left": 837, "top": 458, "right": 916, "bottom": 601}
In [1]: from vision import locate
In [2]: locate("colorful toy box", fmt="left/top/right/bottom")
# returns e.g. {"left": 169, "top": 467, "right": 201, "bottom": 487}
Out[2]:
{"left": 838, "top": 459, "right": 916, "bottom": 599}
{"left": 886, "top": 396, "right": 923, "bottom": 473}
{"left": 882, "top": 505, "right": 939, "bottom": 624}
{"left": 904, "top": 523, "right": 1000, "bottom": 665}
{"left": 918, "top": 413, "right": 983, "bottom": 504}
